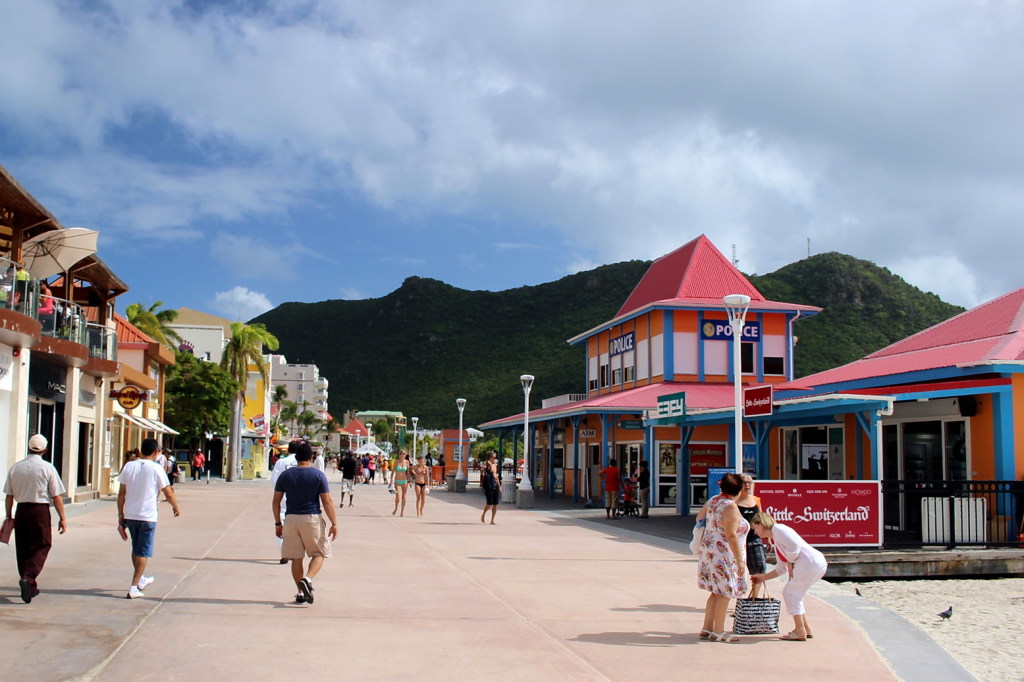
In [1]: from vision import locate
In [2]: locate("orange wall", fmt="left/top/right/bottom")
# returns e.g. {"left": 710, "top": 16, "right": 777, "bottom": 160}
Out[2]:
{"left": 970, "top": 395, "right": 996, "bottom": 479}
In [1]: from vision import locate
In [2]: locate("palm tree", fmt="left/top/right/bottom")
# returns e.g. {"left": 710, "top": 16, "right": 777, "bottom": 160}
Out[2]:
{"left": 125, "top": 301, "right": 184, "bottom": 349}
{"left": 221, "top": 321, "right": 280, "bottom": 482}
{"left": 371, "top": 418, "right": 393, "bottom": 450}
{"left": 279, "top": 400, "right": 298, "bottom": 438}
{"left": 271, "top": 384, "right": 288, "bottom": 435}
{"left": 297, "top": 409, "right": 321, "bottom": 438}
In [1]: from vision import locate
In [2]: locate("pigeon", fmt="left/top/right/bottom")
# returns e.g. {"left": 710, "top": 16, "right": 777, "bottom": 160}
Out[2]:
{"left": 938, "top": 606, "right": 953, "bottom": 620}
{"left": 855, "top": 588, "right": 862, "bottom": 596}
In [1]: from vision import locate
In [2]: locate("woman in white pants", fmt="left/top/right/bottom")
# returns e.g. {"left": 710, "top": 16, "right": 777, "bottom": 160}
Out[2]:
{"left": 750, "top": 512, "right": 828, "bottom": 641}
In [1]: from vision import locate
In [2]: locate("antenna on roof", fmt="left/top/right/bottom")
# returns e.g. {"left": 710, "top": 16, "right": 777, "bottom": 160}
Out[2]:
{"left": 807, "top": 237, "right": 811, "bottom": 258}
{"left": 731, "top": 244, "right": 739, "bottom": 266}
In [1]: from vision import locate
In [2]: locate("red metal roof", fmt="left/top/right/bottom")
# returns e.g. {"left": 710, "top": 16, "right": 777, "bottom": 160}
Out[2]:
{"left": 791, "top": 287, "right": 1024, "bottom": 388}
{"left": 480, "top": 381, "right": 739, "bottom": 428}
{"left": 616, "top": 235, "right": 764, "bottom": 317}
{"left": 114, "top": 312, "right": 156, "bottom": 345}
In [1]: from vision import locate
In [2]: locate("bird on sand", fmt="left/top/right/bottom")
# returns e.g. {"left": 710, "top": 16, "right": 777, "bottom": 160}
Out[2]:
{"left": 938, "top": 606, "right": 953, "bottom": 620}
{"left": 855, "top": 588, "right": 862, "bottom": 596}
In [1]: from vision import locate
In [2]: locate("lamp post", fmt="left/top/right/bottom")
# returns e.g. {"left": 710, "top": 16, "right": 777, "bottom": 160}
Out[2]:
{"left": 455, "top": 398, "right": 467, "bottom": 492}
{"left": 724, "top": 294, "right": 751, "bottom": 474}
{"left": 411, "top": 416, "right": 419, "bottom": 460}
{"left": 517, "top": 374, "right": 535, "bottom": 508}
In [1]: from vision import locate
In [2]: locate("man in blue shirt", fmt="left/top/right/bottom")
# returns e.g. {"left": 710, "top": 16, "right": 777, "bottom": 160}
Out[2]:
{"left": 272, "top": 442, "right": 338, "bottom": 604}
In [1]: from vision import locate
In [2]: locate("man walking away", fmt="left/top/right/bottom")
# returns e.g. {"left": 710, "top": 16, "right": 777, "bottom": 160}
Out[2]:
{"left": 118, "top": 438, "right": 180, "bottom": 599}
{"left": 272, "top": 442, "right": 338, "bottom": 604}
{"left": 338, "top": 452, "right": 357, "bottom": 507}
{"left": 3, "top": 434, "right": 67, "bottom": 603}
{"left": 638, "top": 461, "right": 651, "bottom": 518}
{"left": 600, "top": 458, "right": 621, "bottom": 520}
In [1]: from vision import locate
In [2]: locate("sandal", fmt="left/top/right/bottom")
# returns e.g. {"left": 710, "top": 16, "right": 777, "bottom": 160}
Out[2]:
{"left": 710, "top": 632, "right": 740, "bottom": 643}
{"left": 779, "top": 632, "right": 807, "bottom": 641}
{"left": 699, "top": 629, "right": 712, "bottom": 639}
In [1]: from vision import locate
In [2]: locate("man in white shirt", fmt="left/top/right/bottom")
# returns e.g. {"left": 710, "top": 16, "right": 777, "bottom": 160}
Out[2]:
{"left": 3, "top": 434, "right": 67, "bottom": 604}
{"left": 118, "top": 438, "right": 180, "bottom": 599}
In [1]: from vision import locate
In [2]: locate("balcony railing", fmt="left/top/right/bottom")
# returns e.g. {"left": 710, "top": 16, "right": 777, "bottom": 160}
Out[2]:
{"left": 38, "top": 292, "right": 88, "bottom": 345}
{"left": 87, "top": 322, "right": 118, "bottom": 361}
{"left": 1, "top": 255, "right": 40, "bottom": 315}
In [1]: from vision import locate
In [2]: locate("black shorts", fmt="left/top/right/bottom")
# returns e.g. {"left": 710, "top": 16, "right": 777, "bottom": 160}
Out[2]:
{"left": 746, "top": 539, "right": 767, "bottom": 574}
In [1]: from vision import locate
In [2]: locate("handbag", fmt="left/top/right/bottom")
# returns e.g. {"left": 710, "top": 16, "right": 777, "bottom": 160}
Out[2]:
{"left": 689, "top": 518, "right": 705, "bottom": 555}
{"left": 1, "top": 517, "right": 14, "bottom": 544}
{"left": 732, "top": 585, "right": 781, "bottom": 635}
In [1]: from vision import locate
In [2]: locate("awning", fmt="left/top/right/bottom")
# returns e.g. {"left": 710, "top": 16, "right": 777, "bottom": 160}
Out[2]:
{"left": 116, "top": 413, "right": 150, "bottom": 429}
{"left": 143, "top": 417, "right": 180, "bottom": 436}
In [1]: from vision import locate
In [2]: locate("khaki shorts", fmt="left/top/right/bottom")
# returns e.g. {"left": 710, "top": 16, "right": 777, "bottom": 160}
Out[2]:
{"left": 281, "top": 514, "right": 332, "bottom": 559}
{"left": 605, "top": 491, "right": 618, "bottom": 508}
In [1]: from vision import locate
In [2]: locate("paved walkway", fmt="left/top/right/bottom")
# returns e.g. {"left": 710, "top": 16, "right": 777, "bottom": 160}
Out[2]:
{"left": 1, "top": 473, "right": 973, "bottom": 681}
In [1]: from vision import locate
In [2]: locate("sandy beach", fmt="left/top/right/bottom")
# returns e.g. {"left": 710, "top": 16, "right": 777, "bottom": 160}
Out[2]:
{"left": 834, "top": 578, "right": 1024, "bottom": 682}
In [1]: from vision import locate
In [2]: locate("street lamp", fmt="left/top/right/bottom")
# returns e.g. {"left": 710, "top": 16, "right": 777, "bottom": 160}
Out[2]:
{"left": 517, "top": 375, "right": 535, "bottom": 507}
{"left": 455, "top": 398, "right": 467, "bottom": 491}
{"left": 724, "top": 294, "right": 751, "bottom": 474}
{"left": 411, "top": 417, "right": 419, "bottom": 460}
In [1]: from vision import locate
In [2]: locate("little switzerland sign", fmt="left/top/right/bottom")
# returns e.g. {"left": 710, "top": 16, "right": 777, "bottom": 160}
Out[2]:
{"left": 744, "top": 385, "right": 773, "bottom": 417}
{"left": 755, "top": 481, "right": 882, "bottom": 546}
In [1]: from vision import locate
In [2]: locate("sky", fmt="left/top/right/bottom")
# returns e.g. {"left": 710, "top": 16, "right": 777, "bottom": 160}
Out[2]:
{"left": 2, "top": 0, "right": 1023, "bottom": 322}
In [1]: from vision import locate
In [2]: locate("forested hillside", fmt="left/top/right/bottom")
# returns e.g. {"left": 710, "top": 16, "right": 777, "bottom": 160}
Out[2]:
{"left": 252, "top": 252, "right": 964, "bottom": 428}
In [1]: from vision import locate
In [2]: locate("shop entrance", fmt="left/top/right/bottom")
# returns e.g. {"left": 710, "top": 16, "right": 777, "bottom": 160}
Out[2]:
{"left": 28, "top": 400, "right": 64, "bottom": 478}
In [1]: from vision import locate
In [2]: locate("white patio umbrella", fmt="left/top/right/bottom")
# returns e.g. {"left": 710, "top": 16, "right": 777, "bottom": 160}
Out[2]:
{"left": 354, "top": 442, "right": 384, "bottom": 455}
{"left": 21, "top": 227, "right": 99, "bottom": 279}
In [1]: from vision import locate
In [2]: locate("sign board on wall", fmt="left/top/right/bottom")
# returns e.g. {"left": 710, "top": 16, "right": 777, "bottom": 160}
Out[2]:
{"left": 755, "top": 480, "right": 882, "bottom": 547}
{"left": 609, "top": 331, "right": 635, "bottom": 357}
{"left": 700, "top": 320, "right": 761, "bottom": 341}
{"left": 744, "top": 385, "right": 773, "bottom": 417}
{"left": 687, "top": 443, "right": 726, "bottom": 474}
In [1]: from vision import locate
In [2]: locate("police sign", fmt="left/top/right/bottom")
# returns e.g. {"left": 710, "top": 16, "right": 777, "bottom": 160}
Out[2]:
{"left": 609, "top": 331, "right": 635, "bottom": 357}
{"left": 700, "top": 320, "right": 761, "bottom": 341}
{"left": 656, "top": 391, "right": 686, "bottom": 420}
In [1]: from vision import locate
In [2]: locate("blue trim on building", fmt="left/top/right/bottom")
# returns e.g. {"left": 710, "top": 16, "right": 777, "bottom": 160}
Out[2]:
{"left": 663, "top": 311, "right": 674, "bottom": 380}
{"left": 756, "top": 312, "right": 764, "bottom": 383}
{"left": 993, "top": 392, "right": 1015, "bottom": 480}
{"left": 697, "top": 310, "right": 706, "bottom": 382}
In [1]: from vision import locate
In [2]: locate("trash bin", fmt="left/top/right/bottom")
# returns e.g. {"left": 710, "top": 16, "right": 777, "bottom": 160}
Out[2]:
{"left": 501, "top": 480, "right": 516, "bottom": 504}
{"left": 446, "top": 473, "right": 456, "bottom": 492}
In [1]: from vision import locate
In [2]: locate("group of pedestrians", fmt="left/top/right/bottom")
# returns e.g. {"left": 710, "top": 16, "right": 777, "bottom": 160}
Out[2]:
{"left": 4, "top": 435, "right": 179, "bottom": 603}
{"left": 5, "top": 435, "right": 829, "bottom": 634}
{"left": 695, "top": 472, "right": 828, "bottom": 643}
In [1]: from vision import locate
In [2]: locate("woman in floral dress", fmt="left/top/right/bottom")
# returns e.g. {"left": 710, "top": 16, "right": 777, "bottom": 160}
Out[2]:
{"left": 696, "top": 472, "right": 749, "bottom": 642}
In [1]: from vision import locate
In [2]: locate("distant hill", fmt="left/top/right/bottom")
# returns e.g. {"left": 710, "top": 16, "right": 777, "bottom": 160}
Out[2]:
{"left": 252, "top": 252, "right": 964, "bottom": 428}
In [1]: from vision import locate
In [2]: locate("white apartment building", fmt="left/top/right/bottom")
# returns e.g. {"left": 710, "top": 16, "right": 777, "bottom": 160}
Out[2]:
{"left": 268, "top": 355, "right": 329, "bottom": 421}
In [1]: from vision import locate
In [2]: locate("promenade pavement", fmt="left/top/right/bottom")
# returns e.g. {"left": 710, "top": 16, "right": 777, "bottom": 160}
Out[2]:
{"left": 1, "top": 471, "right": 974, "bottom": 682}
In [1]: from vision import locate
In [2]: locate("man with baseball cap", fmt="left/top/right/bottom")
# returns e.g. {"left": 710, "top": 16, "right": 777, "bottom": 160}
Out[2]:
{"left": 3, "top": 434, "right": 67, "bottom": 603}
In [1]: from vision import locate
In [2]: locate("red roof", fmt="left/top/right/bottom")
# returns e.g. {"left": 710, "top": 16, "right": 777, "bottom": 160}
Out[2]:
{"left": 614, "top": 234, "right": 819, "bottom": 320}
{"left": 114, "top": 312, "right": 156, "bottom": 345}
{"left": 479, "top": 381, "right": 738, "bottom": 428}
{"left": 344, "top": 419, "right": 368, "bottom": 436}
{"left": 617, "top": 235, "right": 764, "bottom": 317}
{"left": 792, "top": 287, "right": 1024, "bottom": 388}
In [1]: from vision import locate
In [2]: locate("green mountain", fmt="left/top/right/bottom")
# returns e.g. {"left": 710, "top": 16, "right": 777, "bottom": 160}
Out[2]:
{"left": 252, "top": 252, "right": 964, "bottom": 428}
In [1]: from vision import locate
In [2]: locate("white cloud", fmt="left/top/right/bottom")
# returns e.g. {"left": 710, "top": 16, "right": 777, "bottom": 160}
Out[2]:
{"left": 211, "top": 286, "right": 274, "bottom": 321}
{"left": 3, "top": 1, "right": 1024, "bottom": 308}
{"left": 338, "top": 287, "right": 368, "bottom": 300}
{"left": 209, "top": 232, "right": 327, "bottom": 280}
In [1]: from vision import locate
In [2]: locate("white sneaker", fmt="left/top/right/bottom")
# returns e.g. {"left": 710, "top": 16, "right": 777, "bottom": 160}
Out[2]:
{"left": 126, "top": 586, "right": 144, "bottom": 599}
{"left": 138, "top": 576, "right": 155, "bottom": 590}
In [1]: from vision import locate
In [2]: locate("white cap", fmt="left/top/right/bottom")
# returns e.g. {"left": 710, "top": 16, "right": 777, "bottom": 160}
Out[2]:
{"left": 28, "top": 434, "right": 48, "bottom": 452}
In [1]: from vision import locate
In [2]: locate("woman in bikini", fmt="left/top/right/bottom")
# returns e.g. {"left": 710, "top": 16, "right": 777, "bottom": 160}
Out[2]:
{"left": 392, "top": 451, "right": 411, "bottom": 516}
{"left": 410, "top": 456, "right": 431, "bottom": 517}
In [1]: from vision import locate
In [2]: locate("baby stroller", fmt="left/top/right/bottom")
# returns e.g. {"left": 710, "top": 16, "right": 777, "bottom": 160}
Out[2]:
{"left": 617, "top": 481, "right": 641, "bottom": 518}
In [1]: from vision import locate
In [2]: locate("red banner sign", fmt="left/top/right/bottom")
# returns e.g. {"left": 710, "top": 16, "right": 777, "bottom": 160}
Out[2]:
{"left": 755, "top": 480, "right": 882, "bottom": 547}
{"left": 744, "top": 385, "right": 773, "bottom": 417}
{"left": 688, "top": 443, "right": 726, "bottom": 475}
